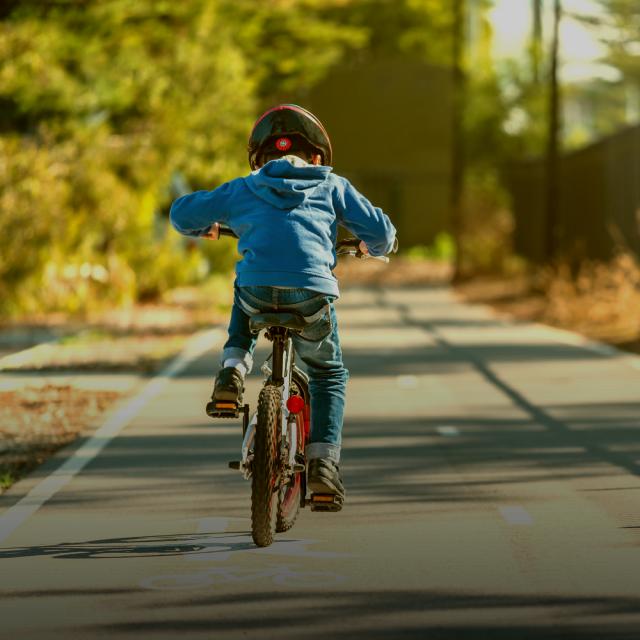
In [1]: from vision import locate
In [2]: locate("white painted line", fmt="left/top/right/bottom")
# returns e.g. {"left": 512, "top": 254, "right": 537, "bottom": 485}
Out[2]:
{"left": 582, "top": 342, "right": 620, "bottom": 357}
{"left": 436, "top": 426, "right": 460, "bottom": 437}
{"left": 465, "top": 295, "right": 640, "bottom": 371}
{"left": 185, "top": 517, "right": 233, "bottom": 562}
{"left": 499, "top": 505, "right": 533, "bottom": 526}
{"left": 396, "top": 375, "right": 418, "bottom": 389}
{"left": 534, "top": 325, "right": 590, "bottom": 347}
{"left": 0, "top": 329, "right": 222, "bottom": 545}
{"left": 0, "top": 341, "right": 59, "bottom": 371}
{"left": 197, "top": 517, "right": 230, "bottom": 534}
{"left": 532, "top": 323, "right": 640, "bottom": 372}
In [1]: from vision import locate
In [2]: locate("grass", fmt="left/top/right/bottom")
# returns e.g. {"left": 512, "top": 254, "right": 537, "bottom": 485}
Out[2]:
{"left": 0, "top": 471, "right": 15, "bottom": 490}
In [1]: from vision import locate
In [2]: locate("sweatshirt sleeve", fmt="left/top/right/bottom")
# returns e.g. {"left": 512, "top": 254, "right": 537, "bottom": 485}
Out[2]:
{"left": 333, "top": 177, "right": 397, "bottom": 256}
{"left": 169, "top": 178, "right": 242, "bottom": 237}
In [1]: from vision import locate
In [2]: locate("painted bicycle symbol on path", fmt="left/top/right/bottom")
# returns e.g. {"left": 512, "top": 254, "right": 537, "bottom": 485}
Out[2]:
{"left": 138, "top": 518, "right": 351, "bottom": 591}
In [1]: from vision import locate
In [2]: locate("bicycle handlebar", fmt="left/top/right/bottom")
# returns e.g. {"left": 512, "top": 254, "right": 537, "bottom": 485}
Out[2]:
{"left": 335, "top": 238, "right": 389, "bottom": 263}
{"left": 216, "top": 225, "right": 394, "bottom": 262}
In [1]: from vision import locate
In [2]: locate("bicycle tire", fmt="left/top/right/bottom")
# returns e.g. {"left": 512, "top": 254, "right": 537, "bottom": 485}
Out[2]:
{"left": 276, "top": 372, "right": 309, "bottom": 532}
{"left": 251, "top": 384, "right": 281, "bottom": 547}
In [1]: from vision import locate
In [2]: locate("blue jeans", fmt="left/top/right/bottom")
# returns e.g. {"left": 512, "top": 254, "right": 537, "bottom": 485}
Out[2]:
{"left": 222, "top": 285, "right": 348, "bottom": 463}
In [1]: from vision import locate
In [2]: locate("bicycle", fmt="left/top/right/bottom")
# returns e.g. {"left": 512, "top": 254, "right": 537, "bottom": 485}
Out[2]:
{"left": 206, "top": 226, "right": 391, "bottom": 547}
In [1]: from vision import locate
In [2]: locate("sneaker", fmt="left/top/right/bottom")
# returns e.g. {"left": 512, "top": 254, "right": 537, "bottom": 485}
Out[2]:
{"left": 307, "top": 457, "right": 345, "bottom": 499}
{"left": 212, "top": 366, "right": 244, "bottom": 404}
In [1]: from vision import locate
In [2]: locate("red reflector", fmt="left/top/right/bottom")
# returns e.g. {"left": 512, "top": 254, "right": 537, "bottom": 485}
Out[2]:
{"left": 275, "top": 136, "right": 292, "bottom": 151}
{"left": 286, "top": 395, "right": 305, "bottom": 414}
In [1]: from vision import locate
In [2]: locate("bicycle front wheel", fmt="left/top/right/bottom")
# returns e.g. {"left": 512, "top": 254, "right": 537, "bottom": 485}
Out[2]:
{"left": 251, "top": 384, "right": 281, "bottom": 547}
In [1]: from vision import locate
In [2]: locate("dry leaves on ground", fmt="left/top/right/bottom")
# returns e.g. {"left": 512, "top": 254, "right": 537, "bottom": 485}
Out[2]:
{"left": 0, "top": 385, "right": 121, "bottom": 492}
{"left": 456, "top": 253, "right": 640, "bottom": 355}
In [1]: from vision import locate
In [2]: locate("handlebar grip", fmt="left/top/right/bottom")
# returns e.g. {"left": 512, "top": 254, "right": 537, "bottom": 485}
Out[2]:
{"left": 335, "top": 237, "right": 360, "bottom": 250}
{"left": 337, "top": 236, "right": 399, "bottom": 254}
{"left": 217, "top": 225, "right": 238, "bottom": 239}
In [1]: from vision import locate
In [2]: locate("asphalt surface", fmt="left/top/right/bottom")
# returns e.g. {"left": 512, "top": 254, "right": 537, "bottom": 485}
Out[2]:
{"left": 1, "top": 285, "right": 640, "bottom": 639}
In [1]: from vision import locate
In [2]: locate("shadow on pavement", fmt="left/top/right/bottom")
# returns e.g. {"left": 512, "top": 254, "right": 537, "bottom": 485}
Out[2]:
{"left": 79, "top": 589, "right": 640, "bottom": 639}
{"left": 22, "top": 397, "right": 640, "bottom": 513}
{"left": 0, "top": 532, "right": 254, "bottom": 560}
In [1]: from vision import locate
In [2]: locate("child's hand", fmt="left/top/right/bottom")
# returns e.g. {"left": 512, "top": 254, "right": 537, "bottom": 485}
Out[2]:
{"left": 202, "top": 223, "right": 220, "bottom": 240}
{"left": 358, "top": 240, "right": 369, "bottom": 255}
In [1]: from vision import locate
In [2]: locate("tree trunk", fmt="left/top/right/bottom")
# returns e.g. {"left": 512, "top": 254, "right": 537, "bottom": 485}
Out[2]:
{"left": 545, "top": 0, "right": 562, "bottom": 261}
{"left": 451, "top": 0, "right": 466, "bottom": 280}
{"left": 531, "top": 0, "right": 543, "bottom": 83}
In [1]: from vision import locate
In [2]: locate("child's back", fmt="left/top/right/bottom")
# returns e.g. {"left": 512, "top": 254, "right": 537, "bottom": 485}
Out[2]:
{"left": 170, "top": 155, "right": 396, "bottom": 297}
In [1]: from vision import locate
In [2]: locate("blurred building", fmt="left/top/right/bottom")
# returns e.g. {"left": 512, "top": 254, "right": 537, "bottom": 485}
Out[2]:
{"left": 307, "top": 57, "right": 453, "bottom": 246}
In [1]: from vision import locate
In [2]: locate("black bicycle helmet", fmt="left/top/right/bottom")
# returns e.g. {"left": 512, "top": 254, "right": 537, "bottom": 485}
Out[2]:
{"left": 248, "top": 104, "right": 332, "bottom": 170}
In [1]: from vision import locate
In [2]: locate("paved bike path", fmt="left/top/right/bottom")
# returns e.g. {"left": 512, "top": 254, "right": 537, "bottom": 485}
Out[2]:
{"left": 1, "top": 286, "right": 640, "bottom": 639}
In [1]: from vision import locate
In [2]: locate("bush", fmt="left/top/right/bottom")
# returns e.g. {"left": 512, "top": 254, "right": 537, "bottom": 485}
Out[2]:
{"left": 542, "top": 252, "right": 640, "bottom": 339}
{"left": 458, "top": 169, "right": 525, "bottom": 278}
{"left": 0, "top": 0, "right": 365, "bottom": 317}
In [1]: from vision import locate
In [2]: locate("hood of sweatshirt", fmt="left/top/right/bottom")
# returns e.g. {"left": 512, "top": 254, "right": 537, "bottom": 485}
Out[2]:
{"left": 244, "top": 157, "right": 333, "bottom": 210}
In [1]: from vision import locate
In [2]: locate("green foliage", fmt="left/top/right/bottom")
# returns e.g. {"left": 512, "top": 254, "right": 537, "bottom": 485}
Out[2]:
{"left": 501, "top": 0, "right": 640, "bottom": 156}
{"left": 0, "top": 471, "right": 15, "bottom": 490}
{"left": 565, "top": 0, "right": 640, "bottom": 144}
{"left": 404, "top": 233, "right": 455, "bottom": 262}
{"left": 3, "top": 0, "right": 637, "bottom": 306}
{"left": 318, "top": 0, "right": 454, "bottom": 66}
{"left": 579, "top": 0, "right": 640, "bottom": 86}
{"left": 458, "top": 167, "right": 521, "bottom": 278}
{"left": 0, "top": 0, "right": 366, "bottom": 317}
{"left": 226, "top": 0, "right": 367, "bottom": 99}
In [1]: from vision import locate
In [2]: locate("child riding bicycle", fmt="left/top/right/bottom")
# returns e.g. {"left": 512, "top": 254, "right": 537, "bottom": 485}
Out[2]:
{"left": 170, "top": 104, "right": 396, "bottom": 504}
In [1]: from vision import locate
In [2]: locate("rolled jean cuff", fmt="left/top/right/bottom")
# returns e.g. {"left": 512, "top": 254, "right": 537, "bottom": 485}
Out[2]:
{"left": 305, "top": 443, "right": 341, "bottom": 464}
{"left": 221, "top": 347, "right": 254, "bottom": 374}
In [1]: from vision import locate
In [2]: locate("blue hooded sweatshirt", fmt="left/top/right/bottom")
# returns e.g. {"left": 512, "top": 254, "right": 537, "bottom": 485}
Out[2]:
{"left": 170, "top": 158, "right": 396, "bottom": 297}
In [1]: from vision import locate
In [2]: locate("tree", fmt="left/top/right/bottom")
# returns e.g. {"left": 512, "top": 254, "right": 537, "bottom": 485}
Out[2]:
{"left": 530, "top": 0, "right": 543, "bottom": 84}
{"left": 0, "top": 0, "right": 370, "bottom": 314}
{"left": 578, "top": 0, "right": 640, "bottom": 87}
{"left": 545, "top": 0, "right": 563, "bottom": 261}
{"left": 451, "top": 0, "right": 466, "bottom": 280}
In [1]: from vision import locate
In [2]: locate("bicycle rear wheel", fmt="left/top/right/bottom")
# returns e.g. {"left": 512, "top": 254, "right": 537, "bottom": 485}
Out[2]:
{"left": 276, "top": 371, "right": 309, "bottom": 532}
{"left": 251, "top": 384, "right": 281, "bottom": 547}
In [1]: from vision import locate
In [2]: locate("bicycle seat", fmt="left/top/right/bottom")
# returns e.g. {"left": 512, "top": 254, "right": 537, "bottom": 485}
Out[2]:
{"left": 249, "top": 312, "right": 306, "bottom": 333}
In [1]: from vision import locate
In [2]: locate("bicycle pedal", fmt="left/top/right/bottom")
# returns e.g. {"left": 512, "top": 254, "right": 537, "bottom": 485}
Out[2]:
{"left": 228, "top": 460, "right": 241, "bottom": 470}
{"left": 206, "top": 400, "right": 242, "bottom": 418}
{"left": 308, "top": 493, "right": 343, "bottom": 512}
